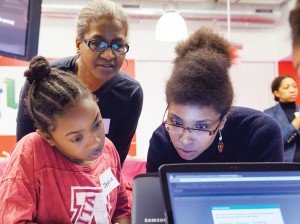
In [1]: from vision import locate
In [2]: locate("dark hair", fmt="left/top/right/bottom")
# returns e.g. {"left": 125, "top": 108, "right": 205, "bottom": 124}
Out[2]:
{"left": 271, "top": 75, "right": 296, "bottom": 101}
{"left": 166, "top": 27, "right": 234, "bottom": 117}
{"left": 24, "top": 56, "right": 94, "bottom": 135}
{"left": 289, "top": 3, "right": 300, "bottom": 47}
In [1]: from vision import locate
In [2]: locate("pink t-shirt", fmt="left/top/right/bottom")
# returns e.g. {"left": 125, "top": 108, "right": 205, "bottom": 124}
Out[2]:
{"left": 0, "top": 132, "right": 130, "bottom": 224}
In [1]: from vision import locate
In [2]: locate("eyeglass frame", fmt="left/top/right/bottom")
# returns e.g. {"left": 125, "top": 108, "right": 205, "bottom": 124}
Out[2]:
{"left": 83, "top": 39, "right": 129, "bottom": 55}
{"left": 162, "top": 107, "right": 223, "bottom": 136}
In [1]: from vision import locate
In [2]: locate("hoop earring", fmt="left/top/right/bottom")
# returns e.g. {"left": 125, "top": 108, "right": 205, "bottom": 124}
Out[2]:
{"left": 218, "top": 130, "right": 224, "bottom": 153}
{"left": 121, "top": 58, "right": 129, "bottom": 71}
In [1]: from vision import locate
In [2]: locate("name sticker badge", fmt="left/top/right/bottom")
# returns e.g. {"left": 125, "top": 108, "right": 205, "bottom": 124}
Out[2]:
{"left": 100, "top": 167, "right": 120, "bottom": 197}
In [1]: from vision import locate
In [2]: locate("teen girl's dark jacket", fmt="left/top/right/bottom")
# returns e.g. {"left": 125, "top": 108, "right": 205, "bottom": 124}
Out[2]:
{"left": 264, "top": 103, "right": 300, "bottom": 162}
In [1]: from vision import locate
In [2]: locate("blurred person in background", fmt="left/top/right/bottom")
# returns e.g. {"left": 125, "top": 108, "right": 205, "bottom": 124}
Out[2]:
{"left": 264, "top": 75, "right": 300, "bottom": 162}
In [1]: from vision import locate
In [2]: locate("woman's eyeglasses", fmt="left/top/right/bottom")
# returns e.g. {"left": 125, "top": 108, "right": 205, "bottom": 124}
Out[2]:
{"left": 83, "top": 39, "right": 129, "bottom": 55}
{"left": 162, "top": 107, "right": 222, "bottom": 136}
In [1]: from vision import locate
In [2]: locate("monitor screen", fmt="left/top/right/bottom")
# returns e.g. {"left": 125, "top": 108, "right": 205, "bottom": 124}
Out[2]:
{"left": 0, "top": 0, "right": 42, "bottom": 61}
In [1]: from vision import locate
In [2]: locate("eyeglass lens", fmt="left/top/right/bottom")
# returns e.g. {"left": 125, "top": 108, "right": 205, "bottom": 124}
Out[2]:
{"left": 88, "top": 40, "right": 128, "bottom": 54}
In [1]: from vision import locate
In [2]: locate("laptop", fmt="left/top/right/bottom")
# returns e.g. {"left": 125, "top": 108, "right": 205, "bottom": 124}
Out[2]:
{"left": 132, "top": 173, "right": 166, "bottom": 224}
{"left": 159, "top": 162, "right": 300, "bottom": 224}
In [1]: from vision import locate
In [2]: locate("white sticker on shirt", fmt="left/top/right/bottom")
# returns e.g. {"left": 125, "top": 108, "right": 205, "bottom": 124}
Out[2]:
{"left": 103, "top": 118, "right": 110, "bottom": 134}
{"left": 100, "top": 167, "right": 120, "bottom": 197}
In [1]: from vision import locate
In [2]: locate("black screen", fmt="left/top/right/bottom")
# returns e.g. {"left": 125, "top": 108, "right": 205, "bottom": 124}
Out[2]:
{"left": 0, "top": 0, "right": 42, "bottom": 61}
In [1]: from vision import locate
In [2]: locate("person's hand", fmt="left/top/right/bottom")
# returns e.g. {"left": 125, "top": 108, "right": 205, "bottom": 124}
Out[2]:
{"left": 292, "top": 110, "right": 300, "bottom": 129}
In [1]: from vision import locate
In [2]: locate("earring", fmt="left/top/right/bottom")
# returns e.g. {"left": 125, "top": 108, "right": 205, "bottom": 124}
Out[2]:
{"left": 218, "top": 130, "right": 224, "bottom": 153}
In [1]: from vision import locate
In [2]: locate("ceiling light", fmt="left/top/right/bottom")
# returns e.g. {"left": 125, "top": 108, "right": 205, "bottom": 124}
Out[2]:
{"left": 155, "top": 5, "right": 188, "bottom": 42}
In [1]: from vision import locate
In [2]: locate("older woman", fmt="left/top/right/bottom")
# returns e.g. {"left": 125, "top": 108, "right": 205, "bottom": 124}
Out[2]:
{"left": 16, "top": 0, "right": 143, "bottom": 166}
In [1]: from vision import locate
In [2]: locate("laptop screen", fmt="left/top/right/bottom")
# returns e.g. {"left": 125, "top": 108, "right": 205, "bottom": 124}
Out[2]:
{"left": 159, "top": 163, "right": 300, "bottom": 224}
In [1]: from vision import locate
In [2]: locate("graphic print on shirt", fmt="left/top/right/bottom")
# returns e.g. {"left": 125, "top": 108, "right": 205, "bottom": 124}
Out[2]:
{"left": 70, "top": 186, "right": 110, "bottom": 224}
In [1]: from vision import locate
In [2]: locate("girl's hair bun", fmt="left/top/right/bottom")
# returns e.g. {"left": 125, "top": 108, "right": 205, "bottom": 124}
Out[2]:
{"left": 174, "top": 27, "right": 231, "bottom": 68}
{"left": 24, "top": 55, "right": 51, "bottom": 84}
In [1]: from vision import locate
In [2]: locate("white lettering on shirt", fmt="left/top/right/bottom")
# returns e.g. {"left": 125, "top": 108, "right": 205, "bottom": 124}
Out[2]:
{"left": 70, "top": 187, "right": 110, "bottom": 224}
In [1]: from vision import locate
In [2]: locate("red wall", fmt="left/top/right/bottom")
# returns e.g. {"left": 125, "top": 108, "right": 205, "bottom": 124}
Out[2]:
{"left": 278, "top": 59, "right": 300, "bottom": 105}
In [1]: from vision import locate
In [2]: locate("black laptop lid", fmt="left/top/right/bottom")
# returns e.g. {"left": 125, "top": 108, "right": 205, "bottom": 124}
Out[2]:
{"left": 132, "top": 173, "right": 166, "bottom": 224}
{"left": 159, "top": 162, "right": 300, "bottom": 224}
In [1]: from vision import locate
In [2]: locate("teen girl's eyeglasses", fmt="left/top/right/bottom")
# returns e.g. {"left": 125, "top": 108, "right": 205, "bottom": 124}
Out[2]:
{"left": 162, "top": 107, "right": 222, "bottom": 136}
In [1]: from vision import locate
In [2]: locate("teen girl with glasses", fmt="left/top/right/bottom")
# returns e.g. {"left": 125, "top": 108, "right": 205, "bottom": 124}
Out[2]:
{"left": 146, "top": 27, "right": 284, "bottom": 172}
